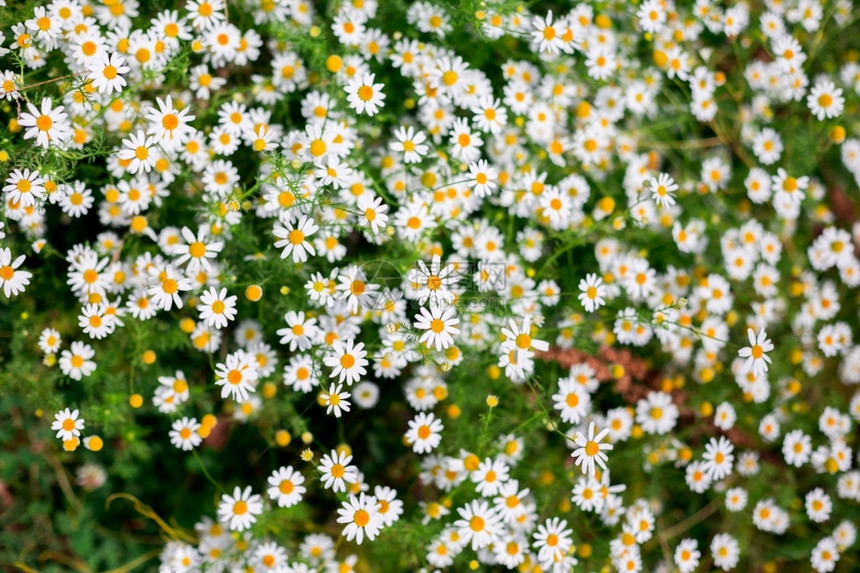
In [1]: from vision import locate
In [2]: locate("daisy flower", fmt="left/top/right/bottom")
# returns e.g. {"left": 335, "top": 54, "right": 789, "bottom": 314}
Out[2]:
{"left": 147, "top": 265, "right": 193, "bottom": 311}
{"left": 805, "top": 488, "right": 832, "bottom": 523}
{"left": 578, "top": 273, "right": 607, "bottom": 312}
{"left": 531, "top": 10, "right": 568, "bottom": 55}
{"left": 702, "top": 436, "right": 734, "bottom": 480}
{"left": 324, "top": 339, "right": 369, "bottom": 386}
{"left": 117, "top": 130, "right": 157, "bottom": 175}
{"left": 319, "top": 448, "right": 358, "bottom": 493}
{"left": 674, "top": 538, "right": 701, "bottom": 573}
{"left": 391, "top": 125, "right": 429, "bottom": 164}
{"left": 738, "top": 327, "right": 774, "bottom": 378}
{"left": 414, "top": 305, "right": 460, "bottom": 351}
{"left": 214, "top": 351, "right": 259, "bottom": 402}
{"left": 571, "top": 422, "right": 613, "bottom": 478}
{"left": 337, "top": 493, "right": 384, "bottom": 545}
{"left": 649, "top": 173, "right": 678, "bottom": 208}
{"left": 321, "top": 383, "right": 351, "bottom": 418}
{"left": 467, "top": 159, "right": 498, "bottom": 198}
{"left": 59, "top": 341, "right": 97, "bottom": 380}
{"left": 78, "top": 303, "right": 115, "bottom": 339}
{"left": 51, "top": 408, "right": 84, "bottom": 441}
{"left": 172, "top": 226, "right": 224, "bottom": 274}
{"left": 169, "top": 417, "right": 202, "bottom": 451}
{"left": 38, "top": 328, "right": 62, "bottom": 354}
{"left": 144, "top": 95, "right": 196, "bottom": 150}
{"left": 277, "top": 311, "right": 319, "bottom": 351}
{"left": 405, "top": 412, "right": 443, "bottom": 454}
{"left": 18, "top": 97, "right": 72, "bottom": 149}
{"left": 217, "top": 485, "right": 263, "bottom": 532}
{"left": 710, "top": 533, "right": 740, "bottom": 571}
{"left": 807, "top": 79, "right": 845, "bottom": 121}
{"left": 357, "top": 194, "right": 389, "bottom": 234}
{"left": 198, "top": 287, "right": 238, "bottom": 329}
{"left": 267, "top": 466, "right": 306, "bottom": 508}
{"left": 345, "top": 73, "right": 385, "bottom": 116}
{"left": 0, "top": 248, "right": 32, "bottom": 298}
{"left": 500, "top": 316, "right": 549, "bottom": 363}
{"left": 4, "top": 168, "right": 45, "bottom": 208}
{"left": 454, "top": 500, "right": 501, "bottom": 550}
{"left": 88, "top": 52, "right": 129, "bottom": 94}
{"left": 273, "top": 215, "right": 319, "bottom": 263}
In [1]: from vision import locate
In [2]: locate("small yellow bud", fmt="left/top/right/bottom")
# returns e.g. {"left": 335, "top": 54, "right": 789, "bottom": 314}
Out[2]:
{"left": 486, "top": 395, "right": 499, "bottom": 407}
{"left": 275, "top": 430, "right": 292, "bottom": 447}
{"left": 63, "top": 437, "right": 80, "bottom": 451}
{"left": 262, "top": 382, "right": 277, "bottom": 399}
{"left": 129, "top": 394, "right": 143, "bottom": 408}
{"left": 336, "top": 443, "right": 352, "bottom": 457}
{"left": 301, "top": 431, "right": 313, "bottom": 444}
{"left": 829, "top": 125, "right": 846, "bottom": 144}
{"left": 325, "top": 54, "right": 342, "bottom": 73}
{"left": 84, "top": 435, "right": 103, "bottom": 451}
{"left": 578, "top": 543, "right": 593, "bottom": 558}
{"left": 201, "top": 414, "right": 218, "bottom": 429}
{"left": 179, "top": 317, "right": 196, "bottom": 333}
{"left": 245, "top": 284, "right": 263, "bottom": 301}
{"left": 142, "top": 350, "right": 156, "bottom": 364}
{"left": 446, "top": 404, "right": 461, "bottom": 418}
{"left": 197, "top": 425, "right": 212, "bottom": 439}
{"left": 309, "top": 25, "right": 321, "bottom": 38}
{"left": 700, "top": 401, "right": 713, "bottom": 417}
{"left": 301, "top": 448, "right": 314, "bottom": 461}
{"left": 609, "top": 364, "right": 625, "bottom": 379}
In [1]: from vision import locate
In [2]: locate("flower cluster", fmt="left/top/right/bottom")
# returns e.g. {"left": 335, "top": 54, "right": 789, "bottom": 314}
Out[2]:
{"left": 2, "top": 0, "right": 860, "bottom": 571}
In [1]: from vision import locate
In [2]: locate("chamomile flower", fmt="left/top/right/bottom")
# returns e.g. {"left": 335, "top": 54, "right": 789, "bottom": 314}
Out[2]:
{"left": 357, "top": 194, "right": 389, "bottom": 234}
{"left": 324, "top": 339, "right": 369, "bottom": 386}
{"left": 337, "top": 492, "right": 384, "bottom": 545}
{"left": 267, "top": 466, "right": 306, "bottom": 508}
{"left": 345, "top": 73, "right": 385, "bottom": 116}
{"left": 319, "top": 448, "right": 358, "bottom": 493}
{"left": 391, "top": 125, "right": 428, "bottom": 164}
{"left": 467, "top": 159, "right": 498, "bottom": 198}
{"left": 807, "top": 79, "right": 845, "bottom": 121}
{"left": 273, "top": 215, "right": 319, "bottom": 263}
{"left": 414, "top": 305, "right": 460, "bottom": 351}
{"left": 52, "top": 408, "right": 84, "bottom": 441}
{"left": 578, "top": 273, "right": 607, "bottom": 312}
{"left": 38, "top": 328, "right": 62, "bottom": 354}
{"left": 571, "top": 422, "right": 613, "bottom": 477}
{"left": 648, "top": 173, "right": 678, "bottom": 208}
{"left": 198, "top": 287, "right": 237, "bottom": 329}
{"left": 405, "top": 412, "right": 443, "bottom": 454}
{"left": 321, "top": 383, "right": 351, "bottom": 418}
{"left": 147, "top": 265, "right": 193, "bottom": 311}
{"left": 118, "top": 130, "right": 157, "bottom": 175}
{"left": 4, "top": 169, "right": 45, "bottom": 208}
{"left": 59, "top": 341, "right": 97, "bottom": 380}
{"left": 217, "top": 485, "right": 263, "bottom": 532}
{"left": 500, "top": 316, "right": 549, "bottom": 363}
{"left": 738, "top": 327, "right": 774, "bottom": 378}
{"left": 214, "top": 351, "right": 259, "bottom": 402}
{"left": 18, "top": 98, "right": 72, "bottom": 150}
{"left": 0, "top": 248, "right": 32, "bottom": 298}
{"left": 172, "top": 226, "right": 224, "bottom": 274}
{"left": 674, "top": 538, "right": 701, "bottom": 573}
{"left": 169, "top": 417, "right": 202, "bottom": 451}
{"left": 88, "top": 52, "right": 129, "bottom": 94}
